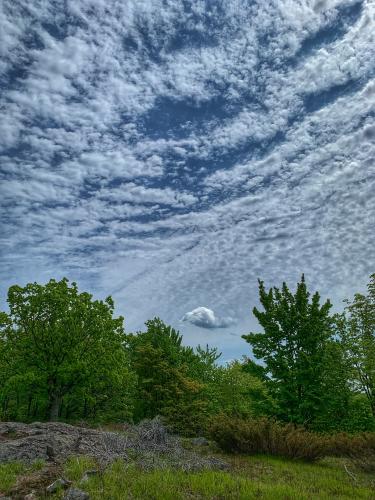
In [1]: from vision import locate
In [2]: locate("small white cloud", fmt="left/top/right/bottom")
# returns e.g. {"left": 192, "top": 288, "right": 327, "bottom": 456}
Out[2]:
{"left": 181, "top": 306, "right": 235, "bottom": 329}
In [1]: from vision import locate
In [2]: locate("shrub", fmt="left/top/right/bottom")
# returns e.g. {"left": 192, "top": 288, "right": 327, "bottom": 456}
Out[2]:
{"left": 210, "top": 415, "right": 375, "bottom": 464}
{"left": 209, "top": 415, "right": 328, "bottom": 461}
{"left": 325, "top": 432, "right": 375, "bottom": 472}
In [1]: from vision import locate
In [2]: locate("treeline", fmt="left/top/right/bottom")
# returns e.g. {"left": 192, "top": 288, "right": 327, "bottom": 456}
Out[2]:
{"left": 0, "top": 275, "right": 374, "bottom": 436}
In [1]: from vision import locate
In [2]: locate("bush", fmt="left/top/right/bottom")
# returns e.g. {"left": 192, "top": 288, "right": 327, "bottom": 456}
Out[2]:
{"left": 326, "top": 432, "right": 375, "bottom": 458}
{"left": 210, "top": 415, "right": 375, "bottom": 464}
{"left": 209, "top": 415, "right": 328, "bottom": 461}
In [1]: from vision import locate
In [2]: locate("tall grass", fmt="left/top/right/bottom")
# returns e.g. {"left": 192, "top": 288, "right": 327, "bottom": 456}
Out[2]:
{"left": 62, "top": 456, "right": 375, "bottom": 499}
{"left": 209, "top": 415, "right": 375, "bottom": 463}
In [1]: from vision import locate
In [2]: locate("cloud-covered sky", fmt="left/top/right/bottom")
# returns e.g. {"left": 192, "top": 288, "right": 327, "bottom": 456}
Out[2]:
{"left": 1, "top": 0, "right": 374, "bottom": 361}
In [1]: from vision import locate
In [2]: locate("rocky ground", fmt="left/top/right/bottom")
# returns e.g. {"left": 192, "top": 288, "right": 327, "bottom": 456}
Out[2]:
{"left": 0, "top": 419, "right": 228, "bottom": 499}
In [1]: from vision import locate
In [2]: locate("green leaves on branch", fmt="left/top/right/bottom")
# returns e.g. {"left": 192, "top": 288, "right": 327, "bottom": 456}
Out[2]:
{"left": 242, "top": 275, "right": 333, "bottom": 427}
{"left": 0, "top": 278, "right": 133, "bottom": 422}
{"left": 1, "top": 273, "right": 374, "bottom": 435}
{"left": 336, "top": 274, "right": 375, "bottom": 417}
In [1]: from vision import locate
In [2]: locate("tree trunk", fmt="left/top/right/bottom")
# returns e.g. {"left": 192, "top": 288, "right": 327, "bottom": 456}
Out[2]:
{"left": 2, "top": 396, "right": 8, "bottom": 412}
{"left": 27, "top": 395, "right": 33, "bottom": 418}
{"left": 49, "top": 393, "right": 61, "bottom": 421}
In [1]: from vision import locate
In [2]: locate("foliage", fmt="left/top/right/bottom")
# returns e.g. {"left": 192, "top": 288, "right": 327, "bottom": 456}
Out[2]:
{"left": 0, "top": 278, "right": 134, "bottom": 422}
{"left": 209, "top": 415, "right": 329, "bottom": 461}
{"left": 1, "top": 273, "right": 375, "bottom": 438}
{"left": 125, "top": 318, "right": 212, "bottom": 434}
{"left": 204, "top": 361, "right": 276, "bottom": 419}
{"left": 125, "top": 318, "right": 274, "bottom": 434}
{"left": 311, "top": 339, "right": 354, "bottom": 432}
{"left": 242, "top": 275, "right": 335, "bottom": 428}
{"left": 210, "top": 414, "right": 375, "bottom": 466}
{"left": 335, "top": 274, "right": 375, "bottom": 417}
{"left": 340, "top": 395, "right": 375, "bottom": 433}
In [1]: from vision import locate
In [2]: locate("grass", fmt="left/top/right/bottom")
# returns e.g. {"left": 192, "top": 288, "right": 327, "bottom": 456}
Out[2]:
{"left": 0, "top": 461, "right": 25, "bottom": 493}
{"left": 1, "top": 453, "right": 374, "bottom": 499}
{"left": 0, "top": 459, "right": 44, "bottom": 495}
{"left": 60, "top": 454, "right": 375, "bottom": 500}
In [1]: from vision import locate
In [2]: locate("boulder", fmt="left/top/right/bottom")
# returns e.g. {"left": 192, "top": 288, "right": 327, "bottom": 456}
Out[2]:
{"left": 63, "top": 487, "right": 90, "bottom": 499}
{"left": 191, "top": 437, "right": 209, "bottom": 446}
{"left": 46, "top": 478, "right": 71, "bottom": 494}
{"left": 80, "top": 470, "right": 98, "bottom": 483}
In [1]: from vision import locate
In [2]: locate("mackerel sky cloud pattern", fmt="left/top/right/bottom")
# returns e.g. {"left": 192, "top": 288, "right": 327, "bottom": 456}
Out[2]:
{"left": 1, "top": 0, "right": 374, "bottom": 358}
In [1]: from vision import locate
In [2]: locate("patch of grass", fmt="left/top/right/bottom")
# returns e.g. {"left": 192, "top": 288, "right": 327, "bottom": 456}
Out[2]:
{"left": 231, "top": 455, "right": 375, "bottom": 498}
{"left": 0, "top": 460, "right": 46, "bottom": 496}
{"left": 61, "top": 455, "right": 375, "bottom": 499}
{"left": 0, "top": 462, "right": 25, "bottom": 493}
{"left": 64, "top": 456, "right": 97, "bottom": 482}
{"left": 30, "top": 458, "right": 46, "bottom": 472}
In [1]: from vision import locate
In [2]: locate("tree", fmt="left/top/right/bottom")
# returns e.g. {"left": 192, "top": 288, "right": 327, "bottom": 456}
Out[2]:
{"left": 125, "top": 318, "right": 219, "bottom": 434}
{"left": 336, "top": 274, "right": 375, "bottom": 417}
{"left": 207, "top": 360, "right": 276, "bottom": 419}
{"left": 0, "top": 278, "right": 132, "bottom": 421}
{"left": 312, "top": 339, "right": 353, "bottom": 431}
{"left": 242, "top": 275, "right": 333, "bottom": 427}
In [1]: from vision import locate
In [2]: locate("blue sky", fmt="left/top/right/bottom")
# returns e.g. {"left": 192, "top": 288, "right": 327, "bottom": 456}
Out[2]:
{"left": 1, "top": 0, "right": 374, "bottom": 362}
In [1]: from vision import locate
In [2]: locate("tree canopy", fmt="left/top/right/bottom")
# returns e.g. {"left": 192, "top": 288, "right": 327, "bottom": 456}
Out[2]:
{"left": 243, "top": 275, "right": 334, "bottom": 426}
{"left": 0, "top": 274, "right": 374, "bottom": 435}
{"left": 0, "top": 278, "right": 133, "bottom": 421}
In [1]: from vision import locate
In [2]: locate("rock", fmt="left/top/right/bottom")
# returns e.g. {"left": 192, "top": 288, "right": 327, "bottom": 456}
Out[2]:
{"left": 0, "top": 422, "right": 129, "bottom": 464}
{"left": 0, "top": 421, "right": 227, "bottom": 473}
{"left": 63, "top": 487, "right": 90, "bottom": 499}
{"left": 46, "top": 478, "right": 72, "bottom": 494}
{"left": 46, "top": 445, "right": 55, "bottom": 460}
{"left": 191, "top": 437, "right": 209, "bottom": 446}
{"left": 24, "top": 493, "right": 37, "bottom": 500}
{"left": 80, "top": 469, "right": 98, "bottom": 483}
{"left": 206, "top": 457, "right": 230, "bottom": 470}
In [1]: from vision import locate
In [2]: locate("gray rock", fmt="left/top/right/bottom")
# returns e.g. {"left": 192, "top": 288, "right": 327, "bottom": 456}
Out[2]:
{"left": 191, "top": 437, "right": 209, "bottom": 446}
{"left": 24, "top": 493, "right": 37, "bottom": 500}
{"left": 46, "top": 478, "right": 71, "bottom": 494}
{"left": 0, "top": 422, "right": 129, "bottom": 464}
{"left": 63, "top": 487, "right": 90, "bottom": 500}
{"left": 206, "top": 457, "right": 230, "bottom": 470}
{"left": 0, "top": 421, "right": 227, "bottom": 473}
{"left": 80, "top": 469, "right": 98, "bottom": 483}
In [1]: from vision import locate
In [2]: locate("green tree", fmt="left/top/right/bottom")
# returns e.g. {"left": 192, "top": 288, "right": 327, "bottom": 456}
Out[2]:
{"left": 207, "top": 360, "right": 276, "bottom": 418}
{"left": 312, "top": 339, "right": 353, "bottom": 431}
{"left": 242, "top": 275, "right": 333, "bottom": 427}
{"left": 336, "top": 274, "right": 375, "bottom": 417}
{"left": 0, "top": 278, "right": 133, "bottom": 421}
{"left": 125, "top": 318, "right": 219, "bottom": 434}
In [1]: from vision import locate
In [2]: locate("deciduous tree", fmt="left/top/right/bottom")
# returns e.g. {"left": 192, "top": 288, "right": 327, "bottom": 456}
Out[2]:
{"left": 242, "top": 275, "right": 333, "bottom": 426}
{"left": 0, "top": 278, "right": 132, "bottom": 421}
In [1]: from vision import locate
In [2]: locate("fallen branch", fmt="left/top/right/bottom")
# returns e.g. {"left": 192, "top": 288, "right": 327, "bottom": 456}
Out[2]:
{"left": 344, "top": 463, "right": 357, "bottom": 482}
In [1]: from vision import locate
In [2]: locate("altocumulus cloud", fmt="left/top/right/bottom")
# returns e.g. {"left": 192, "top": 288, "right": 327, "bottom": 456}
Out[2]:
{"left": 0, "top": 0, "right": 374, "bottom": 358}
{"left": 181, "top": 307, "right": 236, "bottom": 329}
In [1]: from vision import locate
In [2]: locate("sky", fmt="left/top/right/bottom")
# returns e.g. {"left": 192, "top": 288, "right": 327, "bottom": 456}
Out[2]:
{"left": 1, "top": 0, "right": 374, "bottom": 362}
